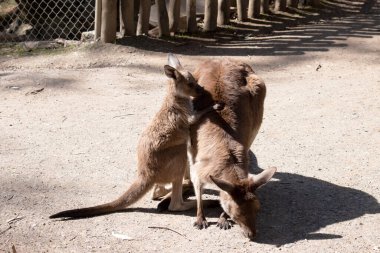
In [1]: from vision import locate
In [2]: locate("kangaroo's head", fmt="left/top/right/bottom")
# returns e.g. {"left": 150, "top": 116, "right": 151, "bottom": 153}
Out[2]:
{"left": 210, "top": 167, "right": 277, "bottom": 240}
{"left": 164, "top": 53, "right": 204, "bottom": 98}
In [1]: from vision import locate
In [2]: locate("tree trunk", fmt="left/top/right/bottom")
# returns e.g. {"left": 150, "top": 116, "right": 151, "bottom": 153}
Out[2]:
{"left": 274, "top": 0, "right": 286, "bottom": 11}
{"left": 168, "top": 0, "right": 181, "bottom": 33}
{"left": 217, "top": 0, "right": 230, "bottom": 25}
{"left": 156, "top": 0, "right": 170, "bottom": 36}
{"left": 101, "top": 0, "right": 117, "bottom": 43}
{"left": 248, "top": 0, "right": 261, "bottom": 18}
{"left": 236, "top": 0, "right": 248, "bottom": 21}
{"left": 204, "top": 0, "right": 218, "bottom": 32}
{"left": 120, "top": 0, "right": 135, "bottom": 36}
{"left": 287, "top": 0, "right": 298, "bottom": 8}
{"left": 186, "top": 0, "right": 197, "bottom": 33}
{"left": 95, "top": 0, "right": 102, "bottom": 39}
{"left": 136, "top": 0, "right": 150, "bottom": 35}
{"left": 260, "top": 0, "right": 269, "bottom": 13}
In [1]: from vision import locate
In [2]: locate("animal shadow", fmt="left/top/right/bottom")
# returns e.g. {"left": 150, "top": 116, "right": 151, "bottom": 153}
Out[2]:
{"left": 249, "top": 152, "right": 380, "bottom": 246}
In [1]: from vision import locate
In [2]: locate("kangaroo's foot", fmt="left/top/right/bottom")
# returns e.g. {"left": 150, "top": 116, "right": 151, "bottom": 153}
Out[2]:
{"left": 193, "top": 215, "right": 209, "bottom": 230}
{"left": 216, "top": 212, "right": 233, "bottom": 230}
{"left": 158, "top": 178, "right": 195, "bottom": 212}
{"left": 168, "top": 200, "right": 195, "bottom": 212}
{"left": 154, "top": 180, "right": 193, "bottom": 202}
{"left": 157, "top": 194, "right": 195, "bottom": 212}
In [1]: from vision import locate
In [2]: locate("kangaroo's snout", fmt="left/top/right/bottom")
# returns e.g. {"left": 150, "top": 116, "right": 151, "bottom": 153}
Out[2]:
{"left": 243, "top": 229, "right": 256, "bottom": 241}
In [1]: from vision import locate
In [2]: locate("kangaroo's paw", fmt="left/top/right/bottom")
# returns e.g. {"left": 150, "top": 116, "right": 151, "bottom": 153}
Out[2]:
{"left": 216, "top": 216, "right": 233, "bottom": 230}
{"left": 193, "top": 216, "right": 209, "bottom": 230}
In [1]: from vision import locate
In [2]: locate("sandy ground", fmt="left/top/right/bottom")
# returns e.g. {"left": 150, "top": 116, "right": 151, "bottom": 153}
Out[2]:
{"left": 1, "top": 3, "right": 380, "bottom": 253}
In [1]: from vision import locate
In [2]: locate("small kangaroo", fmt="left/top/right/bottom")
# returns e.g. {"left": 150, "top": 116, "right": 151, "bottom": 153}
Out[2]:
{"left": 188, "top": 59, "right": 277, "bottom": 240}
{"left": 50, "top": 54, "right": 221, "bottom": 219}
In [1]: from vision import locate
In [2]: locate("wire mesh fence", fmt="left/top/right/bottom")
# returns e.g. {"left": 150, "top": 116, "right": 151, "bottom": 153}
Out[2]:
{"left": 0, "top": 0, "right": 95, "bottom": 42}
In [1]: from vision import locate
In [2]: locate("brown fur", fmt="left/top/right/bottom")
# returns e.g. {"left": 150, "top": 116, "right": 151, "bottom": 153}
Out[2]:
{"left": 189, "top": 59, "right": 276, "bottom": 240}
{"left": 50, "top": 55, "right": 218, "bottom": 219}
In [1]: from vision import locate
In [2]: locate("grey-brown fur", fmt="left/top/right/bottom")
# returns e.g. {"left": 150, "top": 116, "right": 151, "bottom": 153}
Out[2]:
{"left": 49, "top": 54, "right": 220, "bottom": 219}
{"left": 189, "top": 59, "right": 277, "bottom": 240}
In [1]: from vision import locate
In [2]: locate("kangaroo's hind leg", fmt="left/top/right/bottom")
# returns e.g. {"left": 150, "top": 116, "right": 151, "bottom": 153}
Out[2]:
{"left": 168, "top": 176, "right": 195, "bottom": 211}
{"left": 152, "top": 184, "right": 171, "bottom": 200}
{"left": 157, "top": 163, "right": 195, "bottom": 212}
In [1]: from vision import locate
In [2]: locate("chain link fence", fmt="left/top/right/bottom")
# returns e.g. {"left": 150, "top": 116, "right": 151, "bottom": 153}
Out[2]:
{"left": 0, "top": 0, "right": 95, "bottom": 42}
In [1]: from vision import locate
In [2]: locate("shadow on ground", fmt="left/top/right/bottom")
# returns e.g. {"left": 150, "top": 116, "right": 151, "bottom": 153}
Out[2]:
{"left": 255, "top": 171, "right": 379, "bottom": 245}
{"left": 1, "top": 72, "right": 76, "bottom": 91}
{"left": 247, "top": 153, "right": 380, "bottom": 246}
{"left": 117, "top": 1, "right": 380, "bottom": 57}
{"left": 47, "top": 151, "right": 380, "bottom": 246}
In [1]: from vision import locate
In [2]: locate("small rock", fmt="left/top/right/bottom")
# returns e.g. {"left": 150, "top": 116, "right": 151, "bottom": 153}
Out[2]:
{"left": 81, "top": 31, "right": 95, "bottom": 42}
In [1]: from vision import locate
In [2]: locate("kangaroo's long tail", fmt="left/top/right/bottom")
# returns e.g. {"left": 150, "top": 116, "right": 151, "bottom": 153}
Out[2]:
{"left": 49, "top": 176, "right": 153, "bottom": 219}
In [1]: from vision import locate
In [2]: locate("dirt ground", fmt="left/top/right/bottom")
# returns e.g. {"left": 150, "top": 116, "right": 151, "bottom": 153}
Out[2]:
{"left": 1, "top": 2, "right": 380, "bottom": 253}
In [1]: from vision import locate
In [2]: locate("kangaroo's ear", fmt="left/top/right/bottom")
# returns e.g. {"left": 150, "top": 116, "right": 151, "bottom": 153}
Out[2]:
{"left": 249, "top": 167, "right": 277, "bottom": 191}
{"left": 168, "top": 53, "right": 182, "bottom": 69}
{"left": 210, "top": 176, "right": 235, "bottom": 194}
{"left": 164, "top": 65, "right": 179, "bottom": 80}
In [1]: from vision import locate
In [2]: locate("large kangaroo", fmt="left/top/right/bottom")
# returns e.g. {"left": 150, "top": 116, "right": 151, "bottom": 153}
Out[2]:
{"left": 189, "top": 59, "right": 277, "bottom": 240}
{"left": 50, "top": 54, "right": 221, "bottom": 219}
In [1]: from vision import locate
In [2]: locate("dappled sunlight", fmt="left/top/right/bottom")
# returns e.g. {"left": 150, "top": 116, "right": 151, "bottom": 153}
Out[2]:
{"left": 115, "top": 1, "right": 379, "bottom": 58}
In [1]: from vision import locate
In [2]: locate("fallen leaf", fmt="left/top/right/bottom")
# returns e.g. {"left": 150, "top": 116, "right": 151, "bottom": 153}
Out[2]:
{"left": 5, "top": 86, "right": 20, "bottom": 90}
{"left": 112, "top": 231, "right": 133, "bottom": 240}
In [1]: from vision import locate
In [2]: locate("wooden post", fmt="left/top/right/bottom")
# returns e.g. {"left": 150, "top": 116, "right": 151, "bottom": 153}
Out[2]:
{"left": 134, "top": 0, "right": 140, "bottom": 23}
{"left": 101, "top": 0, "right": 117, "bottom": 43}
{"left": 186, "top": 0, "right": 197, "bottom": 33}
{"left": 120, "top": 0, "right": 135, "bottom": 36}
{"left": 275, "top": 0, "right": 286, "bottom": 11}
{"left": 168, "top": 0, "right": 181, "bottom": 33}
{"left": 95, "top": 0, "right": 102, "bottom": 39}
{"left": 310, "top": 0, "right": 320, "bottom": 7}
{"left": 260, "top": 0, "right": 269, "bottom": 13}
{"left": 287, "top": 0, "right": 298, "bottom": 8}
{"left": 204, "top": 0, "right": 218, "bottom": 32}
{"left": 156, "top": 0, "right": 170, "bottom": 36}
{"left": 119, "top": 0, "right": 123, "bottom": 35}
{"left": 236, "top": 0, "right": 248, "bottom": 21}
{"left": 136, "top": 0, "right": 150, "bottom": 35}
{"left": 218, "top": 0, "right": 230, "bottom": 25}
{"left": 248, "top": 0, "right": 260, "bottom": 18}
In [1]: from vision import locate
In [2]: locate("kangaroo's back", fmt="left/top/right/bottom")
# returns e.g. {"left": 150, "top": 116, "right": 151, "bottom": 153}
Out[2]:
{"left": 191, "top": 59, "right": 266, "bottom": 166}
